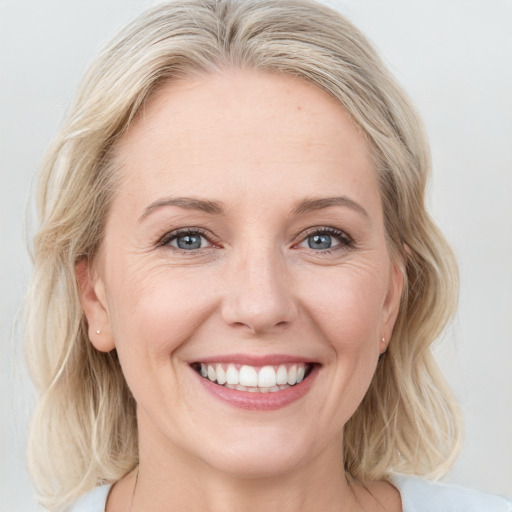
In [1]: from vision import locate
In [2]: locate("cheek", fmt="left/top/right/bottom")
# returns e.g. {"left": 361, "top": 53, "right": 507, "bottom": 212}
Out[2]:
{"left": 301, "top": 264, "right": 387, "bottom": 351}
{"left": 106, "top": 262, "right": 218, "bottom": 358}
{"left": 293, "top": 266, "right": 387, "bottom": 431}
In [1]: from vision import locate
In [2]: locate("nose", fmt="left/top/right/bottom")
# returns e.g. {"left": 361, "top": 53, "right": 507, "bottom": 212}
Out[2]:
{"left": 221, "top": 247, "right": 298, "bottom": 335}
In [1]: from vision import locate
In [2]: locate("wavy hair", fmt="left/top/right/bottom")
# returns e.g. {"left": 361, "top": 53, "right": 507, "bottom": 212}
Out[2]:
{"left": 25, "top": 0, "right": 462, "bottom": 509}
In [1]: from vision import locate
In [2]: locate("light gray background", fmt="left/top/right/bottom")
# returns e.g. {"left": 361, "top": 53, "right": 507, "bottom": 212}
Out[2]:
{"left": 1, "top": 1, "right": 511, "bottom": 510}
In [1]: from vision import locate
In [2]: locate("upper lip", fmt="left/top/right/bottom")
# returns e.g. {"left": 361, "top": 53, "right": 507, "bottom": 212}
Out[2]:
{"left": 189, "top": 353, "right": 318, "bottom": 366}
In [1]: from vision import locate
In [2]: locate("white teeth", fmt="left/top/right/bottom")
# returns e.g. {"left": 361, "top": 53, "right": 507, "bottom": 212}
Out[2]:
{"left": 276, "top": 365, "right": 288, "bottom": 385}
{"left": 197, "top": 362, "right": 311, "bottom": 391}
{"left": 226, "top": 364, "right": 239, "bottom": 385}
{"left": 216, "top": 364, "right": 226, "bottom": 385}
{"left": 239, "top": 365, "right": 258, "bottom": 387}
{"left": 287, "top": 364, "right": 297, "bottom": 385}
{"left": 258, "top": 366, "right": 277, "bottom": 388}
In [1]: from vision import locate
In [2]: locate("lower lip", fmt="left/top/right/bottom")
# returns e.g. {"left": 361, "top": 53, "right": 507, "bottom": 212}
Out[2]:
{"left": 194, "top": 365, "right": 319, "bottom": 411}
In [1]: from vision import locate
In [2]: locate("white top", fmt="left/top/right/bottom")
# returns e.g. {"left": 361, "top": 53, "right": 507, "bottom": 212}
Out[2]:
{"left": 389, "top": 476, "right": 512, "bottom": 511}
{"left": 70, "top": 475, "right": 512, "bottom": 511}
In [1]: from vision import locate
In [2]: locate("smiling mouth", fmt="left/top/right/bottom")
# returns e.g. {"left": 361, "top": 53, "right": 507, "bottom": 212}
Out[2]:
{"left": 191, "top": 362, "right": 314, "bottom": 393}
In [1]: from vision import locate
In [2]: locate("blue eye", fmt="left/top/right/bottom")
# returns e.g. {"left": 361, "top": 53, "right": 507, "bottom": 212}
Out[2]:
{"left": 162, "top": 230, "right": 212, "bottom": 251}
{"left": 298, "top": 228, "right": 352, "bottom": 252}
{"left": 308, "top": 233, "right": 333, "bottom": 250}
{"left": 173, "top": 233, "right": 204, "bottom": 250}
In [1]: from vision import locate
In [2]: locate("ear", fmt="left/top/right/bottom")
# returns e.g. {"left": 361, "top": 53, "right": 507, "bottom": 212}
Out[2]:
{"left": 76, "top": 259, "right": 115, "bottom": 352}
{"left": 379, "top": 257, "right": 405, "bottom": 354}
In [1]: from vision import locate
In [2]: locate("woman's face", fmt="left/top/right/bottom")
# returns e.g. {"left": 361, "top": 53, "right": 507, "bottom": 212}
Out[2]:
{"left": 82, "top": 70, "right": 403, "bottom": 478}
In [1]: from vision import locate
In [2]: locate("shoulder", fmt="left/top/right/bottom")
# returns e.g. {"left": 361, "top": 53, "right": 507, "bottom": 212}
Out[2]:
{"left": 390, "top": 475, "right": 512, "bottom": 512}
{"left": 68, "top": 484, "right": 111, "bottom": 512}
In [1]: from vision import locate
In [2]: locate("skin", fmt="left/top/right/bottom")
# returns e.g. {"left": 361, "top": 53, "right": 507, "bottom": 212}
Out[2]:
{"left": 79, "top": 69, "right": 404, "bottom": 512}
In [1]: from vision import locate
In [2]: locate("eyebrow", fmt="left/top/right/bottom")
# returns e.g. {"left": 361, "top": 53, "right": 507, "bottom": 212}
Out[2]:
{"left": 292, "top": 196, "right": 369, "bottom": 218}
{"left": 139, "top": 194, "right": 369, "bottom": 222}
{"left": 139, "top": 196, "right": 225, "bottom": 222}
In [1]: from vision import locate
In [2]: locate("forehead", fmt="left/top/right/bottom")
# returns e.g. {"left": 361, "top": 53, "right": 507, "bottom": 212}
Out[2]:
{"left": 112, "top": 69, "right": 379, "bottom": 215}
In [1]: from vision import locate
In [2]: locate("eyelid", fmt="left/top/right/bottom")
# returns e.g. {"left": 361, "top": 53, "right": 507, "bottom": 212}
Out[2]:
{"left": 155, "top": 225, "right": 354, "bottom": 252}
{"left": 294, "top": 226, "right": 355, "bottom": 251}
{"left": 157, "top": 227, "right": 219, "bottom": 249}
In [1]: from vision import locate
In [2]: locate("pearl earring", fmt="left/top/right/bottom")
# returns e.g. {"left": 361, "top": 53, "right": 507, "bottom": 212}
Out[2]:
{"left": 96, "top": 329, "right": 101, "bottom": 335}
{"left": 380, "top": 337, "right": 385, "bottom": 343}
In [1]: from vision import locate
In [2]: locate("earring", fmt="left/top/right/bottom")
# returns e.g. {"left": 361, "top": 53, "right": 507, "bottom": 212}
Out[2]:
{"left": 96, "top": 329, "right": 101, "bottom": 335}
{"left": 380, "top": 337, "right": 385, "bottom": 343}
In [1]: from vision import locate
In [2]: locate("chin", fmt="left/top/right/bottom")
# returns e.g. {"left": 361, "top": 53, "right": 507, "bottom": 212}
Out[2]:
{"left": 167, "top": 414, "right": 318, "bottom": 479}
{"left": 202, "top": 437, "right": 312, "bottom": 479}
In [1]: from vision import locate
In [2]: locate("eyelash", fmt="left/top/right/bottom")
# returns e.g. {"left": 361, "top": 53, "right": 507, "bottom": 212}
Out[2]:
{"left": 157, "top": 227, "right": 218, "bottom": 251}
{"left": 156, "top": 226, "right": 355, "bottom": 253}
{"left": 295, "top": 226, "right": 355, "bottom": 253}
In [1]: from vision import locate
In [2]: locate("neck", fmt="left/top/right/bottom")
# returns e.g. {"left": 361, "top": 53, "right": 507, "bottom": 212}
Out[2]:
{"left": 130, "top": 418, "right": 358, "bottom": 512}
{"left": 133, "top": 457, "right": 357, "bottom": 512}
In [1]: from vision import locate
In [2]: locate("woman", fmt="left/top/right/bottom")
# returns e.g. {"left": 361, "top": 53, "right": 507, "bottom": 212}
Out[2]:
{"left": 24, "top": 0, "right": 511, "bottom": 511}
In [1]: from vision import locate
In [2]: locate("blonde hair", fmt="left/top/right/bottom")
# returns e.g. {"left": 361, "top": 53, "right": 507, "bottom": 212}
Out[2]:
{"left": 25, "top": 0, "right": 462, "bottom": 509}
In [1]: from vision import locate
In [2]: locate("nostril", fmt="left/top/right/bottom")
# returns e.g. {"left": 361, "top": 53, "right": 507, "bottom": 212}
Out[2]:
{"left": 220, "top": 269, "right": 298, "bottom": 334}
